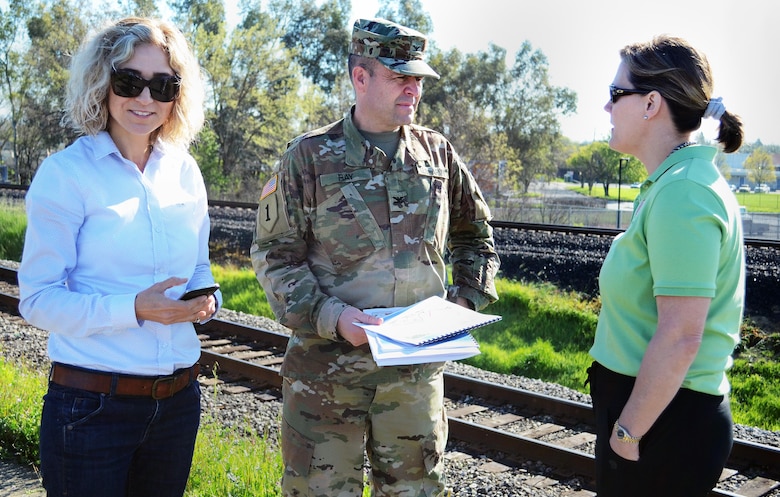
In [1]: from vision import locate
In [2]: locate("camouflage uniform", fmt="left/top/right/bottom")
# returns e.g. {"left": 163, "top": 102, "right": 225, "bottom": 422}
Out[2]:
{"left": 251, "top": 18, "right": 499, "bottom": 497}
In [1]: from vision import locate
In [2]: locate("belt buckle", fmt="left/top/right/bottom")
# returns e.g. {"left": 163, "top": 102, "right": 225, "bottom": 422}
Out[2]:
{"left": 151, "top": 375, "right": 176, "bottom": 400}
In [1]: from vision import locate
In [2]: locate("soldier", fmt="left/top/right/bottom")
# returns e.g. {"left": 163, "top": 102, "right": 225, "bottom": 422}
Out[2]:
{"left": 251, "top": 18, "right": 499, "bottom": 496}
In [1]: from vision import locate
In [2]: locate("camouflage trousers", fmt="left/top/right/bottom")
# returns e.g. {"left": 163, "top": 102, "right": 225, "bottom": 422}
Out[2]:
{"left": 280, "top": 369, "right": 449, "bottom": 497}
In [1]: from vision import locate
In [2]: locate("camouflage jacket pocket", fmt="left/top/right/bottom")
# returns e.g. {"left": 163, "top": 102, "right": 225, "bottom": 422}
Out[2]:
{"left": 313, "top": 183, "right": 384, "bottom": 270}
{"left": 417, "top": 166, "right": 449, "bottom": 252}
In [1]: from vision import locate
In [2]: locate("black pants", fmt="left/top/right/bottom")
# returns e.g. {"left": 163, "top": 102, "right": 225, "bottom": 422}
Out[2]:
{"left": 587, "top": 361, "right": 733, "bottom": 497}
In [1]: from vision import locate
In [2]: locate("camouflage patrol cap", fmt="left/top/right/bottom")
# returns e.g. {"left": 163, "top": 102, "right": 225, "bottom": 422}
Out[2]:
{"left": 350, "top": 18, "right": 440, "bottom": 80}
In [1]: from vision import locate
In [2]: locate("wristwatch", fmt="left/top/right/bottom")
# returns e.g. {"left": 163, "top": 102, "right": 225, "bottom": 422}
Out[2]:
{"left": 613, "top": 421, "right": 642, "bottom": 444}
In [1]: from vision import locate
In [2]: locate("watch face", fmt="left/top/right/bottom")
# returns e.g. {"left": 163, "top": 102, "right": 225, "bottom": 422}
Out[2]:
{"left": 617, "top": 428, "right": 626, "bottom": 439}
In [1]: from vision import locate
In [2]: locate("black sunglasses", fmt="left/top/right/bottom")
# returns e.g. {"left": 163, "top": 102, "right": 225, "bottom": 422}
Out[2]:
{"left": 110, "top": 69, "right": 181, "bottom": 102}
{"left": 609, "top": 84, "right": 650, "bottom": 104}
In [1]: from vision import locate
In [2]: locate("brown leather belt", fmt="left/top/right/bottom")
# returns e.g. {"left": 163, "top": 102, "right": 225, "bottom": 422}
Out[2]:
{"left": 49, "top": 363, "right": 200, "bottom": 400}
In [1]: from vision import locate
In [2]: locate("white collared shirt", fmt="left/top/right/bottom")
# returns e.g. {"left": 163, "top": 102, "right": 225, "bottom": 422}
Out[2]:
{"left": 19, "top": 131, "right": 220, "bottom": 375}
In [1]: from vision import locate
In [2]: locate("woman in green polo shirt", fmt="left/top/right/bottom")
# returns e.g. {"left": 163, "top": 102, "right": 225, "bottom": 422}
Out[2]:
{"left": 588, "top": 35, "right": 746, "bottom": 497}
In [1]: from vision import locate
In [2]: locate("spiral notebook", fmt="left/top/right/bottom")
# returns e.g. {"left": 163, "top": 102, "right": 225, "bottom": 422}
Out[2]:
{"left": 358, "top": 296, "right": 501, "bottom": 346}
{"left": 364, "top": 328, "right": 481, "bottom": 366}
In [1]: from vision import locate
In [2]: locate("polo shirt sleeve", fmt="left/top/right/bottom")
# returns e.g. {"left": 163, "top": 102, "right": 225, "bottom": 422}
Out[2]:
{"left": 645, "top": 180, "right": 724, "bottom": 298}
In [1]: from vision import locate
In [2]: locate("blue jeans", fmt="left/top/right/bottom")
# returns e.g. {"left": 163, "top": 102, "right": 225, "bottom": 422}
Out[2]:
{"left": 39, "top": 379, "right": 201, "bottom": 497}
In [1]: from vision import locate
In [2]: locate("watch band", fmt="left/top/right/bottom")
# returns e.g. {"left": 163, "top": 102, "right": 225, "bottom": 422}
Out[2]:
{"left": 613, "top": 420, "right": 642, "bottom": 443}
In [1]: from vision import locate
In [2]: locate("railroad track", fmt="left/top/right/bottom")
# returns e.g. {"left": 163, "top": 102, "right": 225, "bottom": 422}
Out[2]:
{"left": 1, "top": 265, "right": 779, "bottom": 496}
{"left": 3, "top": 187, "right": 779, "bottom": 248}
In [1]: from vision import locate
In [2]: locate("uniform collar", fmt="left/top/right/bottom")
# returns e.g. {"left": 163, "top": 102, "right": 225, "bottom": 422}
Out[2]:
{"left": 343, "top": 107, "right": 433, "bottom": 168}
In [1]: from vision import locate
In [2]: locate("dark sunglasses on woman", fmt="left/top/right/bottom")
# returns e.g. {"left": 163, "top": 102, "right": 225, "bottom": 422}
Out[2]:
{"left": 609, "top": 84, "right": 650, "bottom": 104}
{"left": 110, "top": 69, "right": 181, "bottom": 103}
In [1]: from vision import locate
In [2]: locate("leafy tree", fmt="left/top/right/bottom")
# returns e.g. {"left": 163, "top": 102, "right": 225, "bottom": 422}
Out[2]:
{"left": 271, "top": 0, "right": 350, "bottom": 95}
{"left": 114, "top": 0, "right": 160, "bottom": 17}
{"left": 0, "top": 0, "right": 32, "bottom": 183}
{"left": 744, "top": 148, "right": 775, "bottom": 187}
{"left": 567, "top": 142, "right": 641, "bottom": 196}
{"left": 499, "top": 42, "right": 577, "bottom": 193}
{"left": 375, "top": 0, "right": 433, "bottom": 35}
{"left": 0, "top": 0, "right": 93, "bottom": 184}
{"left": 173, "top": 0, "right": 306, "bottom": 200}
{"left": 426, "top": 41, "right": 577, "bottom": 195}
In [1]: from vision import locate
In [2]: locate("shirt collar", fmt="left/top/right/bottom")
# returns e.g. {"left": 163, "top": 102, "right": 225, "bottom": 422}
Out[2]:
{"left": 93, "top": 131, "right": 120, "bottom": 160}
{"left": 642, "top": 144, "right": 716, "bottom": 189}
{"left": 92, "top": 130, "right": 167, "bottom": 163}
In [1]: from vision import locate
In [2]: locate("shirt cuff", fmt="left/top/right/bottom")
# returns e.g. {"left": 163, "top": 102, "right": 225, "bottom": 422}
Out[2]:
{"left": 113, "top": 294, "right": 144, "bottom": 330}
{"left": 316, "top": 297, "right": 349, "bottom": 341}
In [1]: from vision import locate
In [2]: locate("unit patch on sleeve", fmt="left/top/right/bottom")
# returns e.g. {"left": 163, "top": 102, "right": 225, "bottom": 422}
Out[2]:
{"left": 257, "top": 174, "right": 292, "bottom": 242}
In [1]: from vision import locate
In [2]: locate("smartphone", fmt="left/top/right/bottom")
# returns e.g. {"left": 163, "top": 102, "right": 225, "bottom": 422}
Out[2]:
{"left": 180, "top": 284, "right": 220, "bottom": 301}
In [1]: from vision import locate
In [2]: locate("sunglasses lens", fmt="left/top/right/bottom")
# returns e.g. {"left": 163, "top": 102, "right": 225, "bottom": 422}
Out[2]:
{"left": 148, "top": 77, "right": 179, "bottom": 102}
{"left": 111, "top": 72, "right": 144, "bottom": 98}
{"left": 609, "top": 86, "right": 619, "bottom": 104}
{"left": 111, "top": 71, "right": 179, "bottom": 102}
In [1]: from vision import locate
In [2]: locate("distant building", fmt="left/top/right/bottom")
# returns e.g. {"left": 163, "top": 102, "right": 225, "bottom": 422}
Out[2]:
{"left": 721, "top": 152, "right": 780, "bottom": 191}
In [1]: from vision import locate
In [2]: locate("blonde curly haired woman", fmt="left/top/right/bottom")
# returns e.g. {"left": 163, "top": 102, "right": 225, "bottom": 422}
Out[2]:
{"left": 19, "top": 17, "right": 220, "bottom": 497}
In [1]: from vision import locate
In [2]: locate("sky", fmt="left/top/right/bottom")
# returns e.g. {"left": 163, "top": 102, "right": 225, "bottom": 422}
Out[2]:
{"left": 345, "top": 0, "right": 779, "bottom": 146}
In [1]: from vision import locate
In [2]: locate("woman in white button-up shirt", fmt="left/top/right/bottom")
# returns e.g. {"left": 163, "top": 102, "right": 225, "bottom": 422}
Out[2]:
{"left": 18, "top": 17, "right": 220, "bottom": 497}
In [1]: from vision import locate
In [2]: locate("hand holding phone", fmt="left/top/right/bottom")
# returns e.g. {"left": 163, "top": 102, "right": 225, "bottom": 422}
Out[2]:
{"left": 180, "top": 284, "right": 219, "bottom": 301}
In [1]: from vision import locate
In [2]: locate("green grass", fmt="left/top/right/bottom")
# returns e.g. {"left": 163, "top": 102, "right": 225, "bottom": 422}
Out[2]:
{"left": 466, "top": 279, "right": 599, "bottom": 390}
{"left": 0, "top": 202, "right": 26, "bottom": 261}
{"left": 734, "top": 191, "right": 780, "bottom": 213}
{"left": 186, "top": 420, "right": 283, "bottom": 497}
{"left": 1, "top": 203, "right": 778, "bottom": 487}
{"left": 573, "top": 184, "right": 780, "bottom": 214}
{"left": 0, "top": 356, "right": 46, "bottom": 464}
{"left": 212, "top": 264, "right": 274, "bottom": 318}
{"left": 212, "top": 267, "right": 780, "bottom": 430}
{"left": 570, "top": 184, "right": 641, "bottom": 203}
{"left": 729, "top": 359, "right": 780, "bottom": 429}
{"left": 1, "top": 272, "right": 778, "bottom": 497}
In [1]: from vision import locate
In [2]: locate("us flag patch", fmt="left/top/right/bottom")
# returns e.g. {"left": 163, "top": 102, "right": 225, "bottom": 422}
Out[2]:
{"left": 260, "top": 174, "right": 278, "bottom": 200}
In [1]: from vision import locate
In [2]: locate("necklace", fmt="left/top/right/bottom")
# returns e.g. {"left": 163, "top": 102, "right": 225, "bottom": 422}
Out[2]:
{"left": 668, "top": 141, "right": 696, "bottom": 157}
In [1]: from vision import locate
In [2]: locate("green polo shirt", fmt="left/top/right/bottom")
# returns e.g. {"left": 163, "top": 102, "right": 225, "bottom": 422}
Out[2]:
{"left": 589, "top": 145, "right": 745, "bottom": 395}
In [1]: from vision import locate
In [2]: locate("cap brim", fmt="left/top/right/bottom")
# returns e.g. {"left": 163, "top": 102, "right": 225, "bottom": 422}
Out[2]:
{"left": 378, "top": 57, "right": 440, "bottom": 80}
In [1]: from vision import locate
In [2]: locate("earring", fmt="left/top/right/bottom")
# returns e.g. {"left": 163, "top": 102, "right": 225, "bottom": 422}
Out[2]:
{"left": 643, "top": 115, "right": 648, "bottom": 120}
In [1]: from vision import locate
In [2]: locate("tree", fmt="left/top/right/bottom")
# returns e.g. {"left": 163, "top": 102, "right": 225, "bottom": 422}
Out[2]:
{"left": 423, "top": 41, "right": 577, "bottom": 195}
{"left": 499, "top": 42, "right": 577, "bottom": 193}
{"left": 0, "top": 0, "right": 32, "bottom": 183}
{"left": 567, "top": 142, "right": 604, "bottom": 194}
{"left": 744, "top": 148, "right": 775, "bottom": 187}
{"left": 419, "top": 46, "right": 516, "bottom": 196}
{"left": 271, "top": 0, "right": 350, "bottom": 95}
{"left": 19, "top": 1, "right": 91, "bottom": 180}
{"left": 0, "top": 0, "right": 94, "bottom": 184}
{"left": 173, "top": 0, "right": 307, "bottom": 200}
{"left": 375, "top": 0, "right": 433, "bottom": 35}
{"left": 566, "top": 142, "right": 641, "bottom": 196}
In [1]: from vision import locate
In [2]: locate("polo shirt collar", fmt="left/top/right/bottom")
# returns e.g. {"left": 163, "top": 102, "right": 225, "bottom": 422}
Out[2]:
{"left": 641, "top": 144, "right": 716, "bottom": 190}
